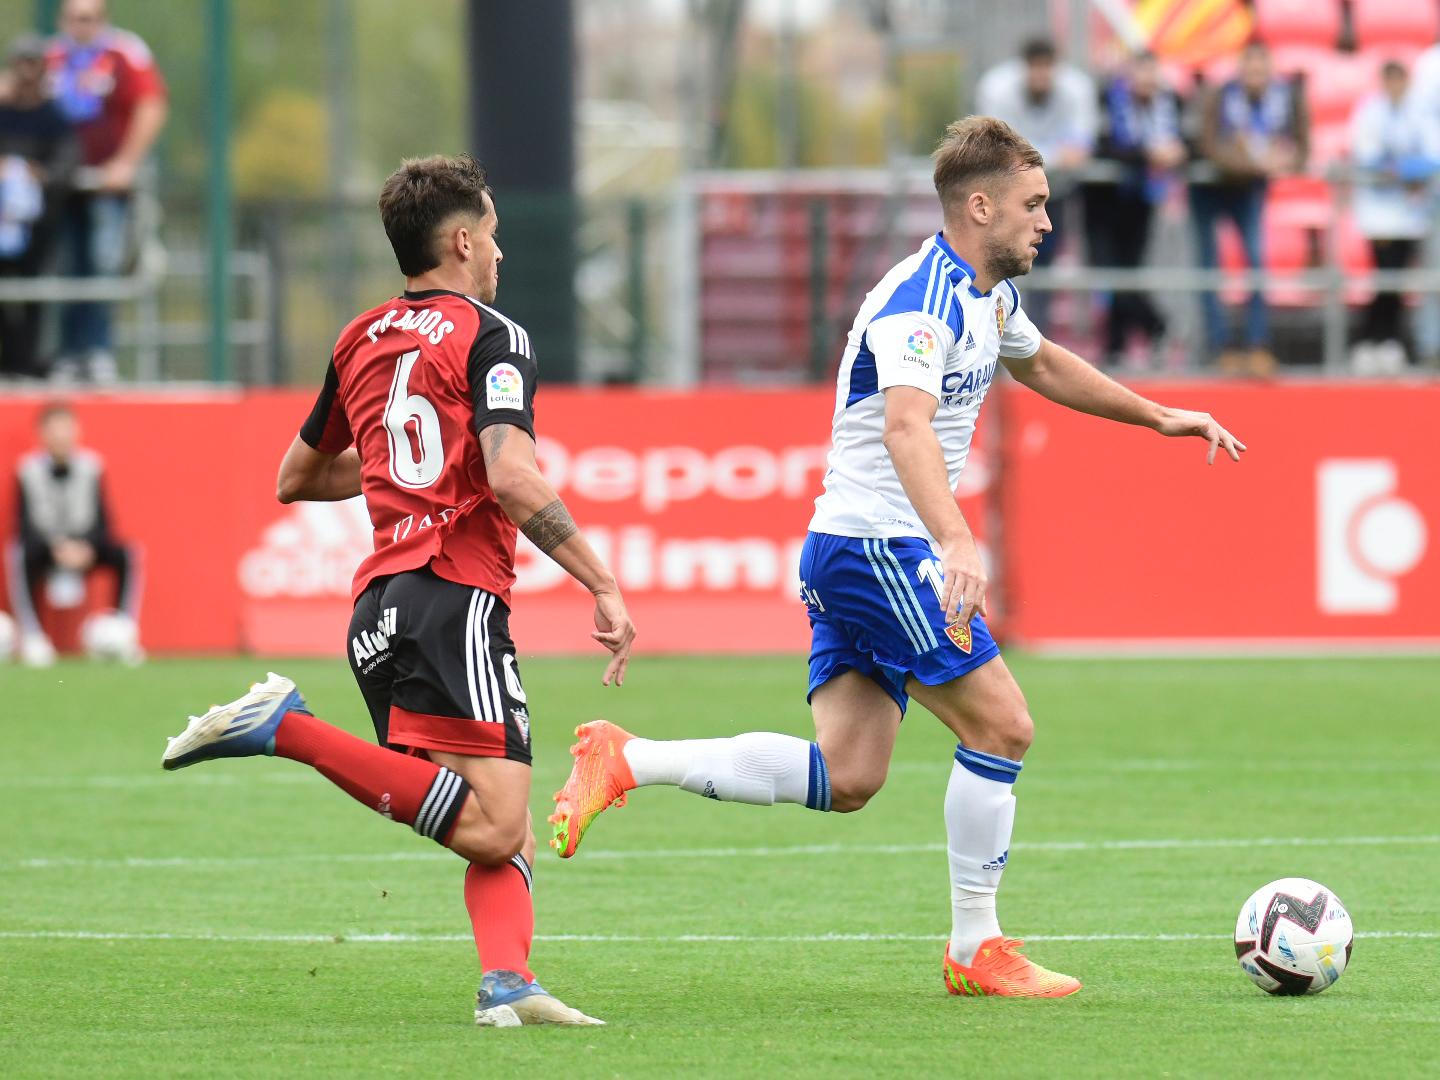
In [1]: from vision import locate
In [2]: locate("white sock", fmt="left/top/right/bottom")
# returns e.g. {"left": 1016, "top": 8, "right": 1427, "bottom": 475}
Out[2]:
{"left": 622, "top": 733, "right": 830, "bottom": 809}
{"left": 945, "top": 746, "right": 1022, "bottom": 965}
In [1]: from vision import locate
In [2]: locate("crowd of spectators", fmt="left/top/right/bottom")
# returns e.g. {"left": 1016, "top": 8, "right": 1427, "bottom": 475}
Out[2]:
{"left": 0, "top": 0, "right": 165, "bottom": 384}
{"left": 977, "top": 35, "right": 1440, "bottom": 374}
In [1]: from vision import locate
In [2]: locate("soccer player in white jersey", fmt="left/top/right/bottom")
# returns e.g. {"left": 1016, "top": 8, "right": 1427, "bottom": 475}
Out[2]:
{"left": 549, "top": 117, "right": 1245, "bottom": 997}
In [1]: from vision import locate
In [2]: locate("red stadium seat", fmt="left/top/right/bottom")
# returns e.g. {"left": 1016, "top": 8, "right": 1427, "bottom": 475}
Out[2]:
{"left": 1216, "top": 200, "right": 1374, "bottom": 307}
{"left": 1253, "top": 0, "right": 1342, "bottom": 48}
{"left": 1361, "top": 43, "right": 1425, "bottom": 71}
{"left": 1198, "top": 52, "right": 1238, "bottom": 88}
{"left": 1268, "top": 176, "right": 1334, "bottom": 230}
{"left": 1268, "top": 44, "right": 1331, "bottom": 78}
{"left": 1352, "top": 0, "right": 1440, "bottom": 50}
{"left": 1300, "top": 51, "right": 1382, "bottom": 125}
{"left": 1307, "top": 122, "right": 1354, "bottom": 168}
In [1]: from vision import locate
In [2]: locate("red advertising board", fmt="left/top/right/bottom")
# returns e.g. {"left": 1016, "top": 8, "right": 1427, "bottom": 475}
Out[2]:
{"left": 1, "top": 381, "right": 1435, "bottom": 657}
{"left": 998, "top": 380, "right": 1440, "bottom": 649}
{"left": 1, "top": 388, "right": 995, "bottom": 657}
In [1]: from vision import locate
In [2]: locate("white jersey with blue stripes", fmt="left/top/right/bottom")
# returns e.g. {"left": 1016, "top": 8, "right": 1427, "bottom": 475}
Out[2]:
{"left": 809, "top": 231, "right": 1043, "bottom": 542}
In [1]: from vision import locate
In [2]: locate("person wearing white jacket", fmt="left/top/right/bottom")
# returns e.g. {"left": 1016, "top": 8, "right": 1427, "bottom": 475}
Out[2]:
{"left": 1349, "top": 61, "right": 1440, "bottom": 372}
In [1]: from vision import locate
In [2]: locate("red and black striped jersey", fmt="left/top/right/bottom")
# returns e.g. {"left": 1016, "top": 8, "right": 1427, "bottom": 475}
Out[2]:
{"left": 299, "top": 288, "right": 539, "bottom": 605}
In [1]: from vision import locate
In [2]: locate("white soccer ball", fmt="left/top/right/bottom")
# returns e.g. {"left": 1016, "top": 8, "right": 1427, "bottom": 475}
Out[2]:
{"left": 81, "top": 611, "right": 141, "bottom": 663}
{"left": 0, "top": 610, "right": 16, "bottom": 660}
{"left": 1234, "top": 877, "right": 1353, "bottom": 995}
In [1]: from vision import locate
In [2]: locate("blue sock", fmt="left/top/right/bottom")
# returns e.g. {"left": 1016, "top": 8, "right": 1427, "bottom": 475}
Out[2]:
{"left": 805, "top": 742, "right": 831, "bottom": 811}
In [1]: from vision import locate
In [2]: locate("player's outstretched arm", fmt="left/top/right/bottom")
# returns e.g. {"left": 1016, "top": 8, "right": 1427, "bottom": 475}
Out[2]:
{"left": 883, "top": 386, "right": 988, "bottom": 627}
{"left": 481, "top": 422, "right": 636, "bottom": 686}
{"left": 1001, "top": 339, "right": 1247, "bottom": 465}
{"left": 276, "top": 436, "right": 363, "bottom": 503}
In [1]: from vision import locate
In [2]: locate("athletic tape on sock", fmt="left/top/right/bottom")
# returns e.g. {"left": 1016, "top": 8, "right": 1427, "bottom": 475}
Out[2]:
{"left": 954, "top": 744, "right": 1023, "bottom": 784}
{"left": 509, "top": 853, "right": 533, "bottom": 893}
{"left": 806, "top": 743, "right": 832, "bottom": 811}
{"left": 413, "top": 767, "right": 470, "bottom": 842}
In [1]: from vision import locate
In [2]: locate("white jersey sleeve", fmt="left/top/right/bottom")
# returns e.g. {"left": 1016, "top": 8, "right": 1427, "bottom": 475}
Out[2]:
{"left": 866, "top": 311, "right": 955, "bottom": 401}
{"left": 997, "top": 280, "right": 1043, "bottom": 359}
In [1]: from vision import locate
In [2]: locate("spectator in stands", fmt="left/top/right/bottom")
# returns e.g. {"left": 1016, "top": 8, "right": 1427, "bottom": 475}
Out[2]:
{"left": 1191, "top": 40, "right": 1309, "bottom": 376}
{"left": 6, "top": 402, "right": 142, "bottom": 666}
{"left": 46, "top": 0, "right": 167, "bottom": 383}
{"left": 0, "top": 33, "right": 79, "bottom": 381}
{"left": 1405, "top": 40, "right": 1440, "bottom": 365}
{"left": 975, "top": 37, "right": 1097, "bottom": 326}
{"left": 1086, "top": 50, "right": 1186, "bottom": 368}
{"left": 1348, "top": 61, "right": 1440, "bottom": 372}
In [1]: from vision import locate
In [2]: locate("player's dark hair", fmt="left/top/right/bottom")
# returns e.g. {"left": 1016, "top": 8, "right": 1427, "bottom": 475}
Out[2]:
{"left": 37, "top": 401, "right": 73, "bottom": 427}
{"left": 932, "top": 116, "right": 1045, "bottom": 215}
{"left": 1021, "top": 37, "right": 1056, "bottom": 64}
{"left": 377, "top": 154, "right": 493, "bottom": 277}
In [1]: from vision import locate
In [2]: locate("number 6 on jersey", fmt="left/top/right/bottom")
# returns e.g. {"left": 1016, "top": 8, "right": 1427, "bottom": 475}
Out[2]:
{"left": 385, "top": 348, "right": 445, "bottom": 489}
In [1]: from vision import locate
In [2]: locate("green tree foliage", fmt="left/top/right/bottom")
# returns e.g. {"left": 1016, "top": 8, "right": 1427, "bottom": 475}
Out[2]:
{"left": 352, "top": 0, "right": 465, "bottom": 181}
{"left": 724, "top": 64, "right": 887, "bottom": 168}
{"left": 233, "top": 90, "right": 327, "bottom": 198}
{"left": 898, "top": 52, "right": 967, "bottom": 158}
{"left": 61, "top": 1, "right": 464, "bottom": 197}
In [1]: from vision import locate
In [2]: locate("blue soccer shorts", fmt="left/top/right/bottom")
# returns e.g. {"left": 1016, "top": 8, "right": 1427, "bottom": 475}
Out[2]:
{"left": 798, "top": 531, "right": 1001, "bottom": 715}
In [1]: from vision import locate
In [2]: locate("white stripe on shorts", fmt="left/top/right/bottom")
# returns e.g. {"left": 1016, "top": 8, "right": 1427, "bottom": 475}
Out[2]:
{"left": 862, "top": 538, "right": 928, "bottom": 655}
{"left": 879, "top": 539, "right": 938, "bottom": 651}
{"left": 464, "top": 589, "right": 484, "bottom": 722}
{"left": 476, "top": 593, "right": 504, "bottom": 723}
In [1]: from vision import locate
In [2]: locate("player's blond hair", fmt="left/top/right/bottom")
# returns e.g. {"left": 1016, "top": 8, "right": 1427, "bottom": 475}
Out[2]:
{"left": 931, "top": 117, "right": 1045, "bottom": 216}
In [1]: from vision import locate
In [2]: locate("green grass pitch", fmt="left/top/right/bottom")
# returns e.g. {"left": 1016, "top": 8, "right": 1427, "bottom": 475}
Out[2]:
{"left": 3, "top": 654, "right": 1439, "bottom": 1077}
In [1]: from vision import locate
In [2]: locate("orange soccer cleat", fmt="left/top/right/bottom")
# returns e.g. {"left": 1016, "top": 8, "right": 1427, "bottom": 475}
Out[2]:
{"left": 548, "top": 720, "right": 638, "bottom": 858}
{"left": 943, "top": 937, "right": 1082, "bottom": 998}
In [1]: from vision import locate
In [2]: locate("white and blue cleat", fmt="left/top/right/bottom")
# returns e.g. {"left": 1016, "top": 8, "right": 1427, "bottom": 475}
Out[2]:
{"left": 161, "top": 672, "right": 309, "bottom": 771}
{"left": 474, "top": 969, "right": 604, "bottom": 1027}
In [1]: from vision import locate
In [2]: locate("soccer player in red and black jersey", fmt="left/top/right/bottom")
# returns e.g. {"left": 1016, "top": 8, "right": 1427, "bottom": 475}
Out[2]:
{"left": 161, "top": 155, "right": 635, "bottom": 1027}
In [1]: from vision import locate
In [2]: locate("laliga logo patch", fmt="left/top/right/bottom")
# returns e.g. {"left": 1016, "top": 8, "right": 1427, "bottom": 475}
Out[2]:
{"left": 945, "top": 621, "right": 973, "bottom": 654}
{"left": 905, "top": 328, "right": 936, "bottom": 358}
{"left": 486, "top": 363, "right": 524, "bottom": 411}
{"left": 995, "top": 301, "right": 1006, "bottom": 337}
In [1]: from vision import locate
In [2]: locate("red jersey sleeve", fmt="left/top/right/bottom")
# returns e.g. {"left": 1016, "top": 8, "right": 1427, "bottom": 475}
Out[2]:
{"left": 112, "top": 32, "right": 167, "bottom": 104}
{"left": 298, "top": 360, "right": 353, "bottom": 454}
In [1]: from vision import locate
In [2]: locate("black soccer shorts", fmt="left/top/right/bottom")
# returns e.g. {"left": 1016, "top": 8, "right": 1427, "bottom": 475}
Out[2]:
{"left": 347, "top": 566, "right": 532, "bottom": 765}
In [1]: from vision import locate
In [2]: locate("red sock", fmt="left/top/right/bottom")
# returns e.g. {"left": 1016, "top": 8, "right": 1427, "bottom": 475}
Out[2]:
{"left": 273, "top": 711, "right": 469, "bottom": 842}
{"left": 465, "top": 857, "right": 535, "bottom": 982}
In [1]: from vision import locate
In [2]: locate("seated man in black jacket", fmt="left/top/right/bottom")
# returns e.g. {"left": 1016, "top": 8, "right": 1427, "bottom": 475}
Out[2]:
{"left": 7, "top": 402, "right": 141, "bottom": 665}
{"left": 1084, "top": 50, "right": 1186, "bottom": 368}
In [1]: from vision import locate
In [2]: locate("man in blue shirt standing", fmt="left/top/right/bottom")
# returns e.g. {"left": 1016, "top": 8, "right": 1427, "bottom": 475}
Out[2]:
{"left": 1087, "top": 51, "right": 1186, "bottom": 368}
{"left": 1191, "top": 41, "right": 1309, "bottom": 376}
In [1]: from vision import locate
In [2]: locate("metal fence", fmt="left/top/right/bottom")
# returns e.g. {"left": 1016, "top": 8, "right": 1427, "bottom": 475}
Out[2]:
{"left": 3, "top": 165, "right": 1440, "bottom": 386}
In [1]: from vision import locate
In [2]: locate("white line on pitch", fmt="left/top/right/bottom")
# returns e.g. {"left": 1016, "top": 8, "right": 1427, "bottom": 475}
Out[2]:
{"left": 11, "top": 833, "right": 1440, "bottom": 871}
{"left": 10, "top": 757, "right": 1440, "bottom": 789}
{"left": 0, "top": 929, "right": 1432, "bottom": 945}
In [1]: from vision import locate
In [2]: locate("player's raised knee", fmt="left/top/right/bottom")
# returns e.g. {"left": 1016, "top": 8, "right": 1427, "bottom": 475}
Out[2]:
{"left": 828, "top": 768, "right": 886, "bottom": 813}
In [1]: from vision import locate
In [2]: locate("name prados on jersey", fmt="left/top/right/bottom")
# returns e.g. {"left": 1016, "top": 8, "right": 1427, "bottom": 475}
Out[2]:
{"left": 366, "top": 306, "right": 456, "bottom": 346}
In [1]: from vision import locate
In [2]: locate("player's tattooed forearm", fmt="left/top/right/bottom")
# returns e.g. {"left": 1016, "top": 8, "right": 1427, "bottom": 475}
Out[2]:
{"left": 482, "top": 424, "right": 510, "bottom": 466}
{"left": 520, "top": 499, "right": 579, "bottom": 554}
